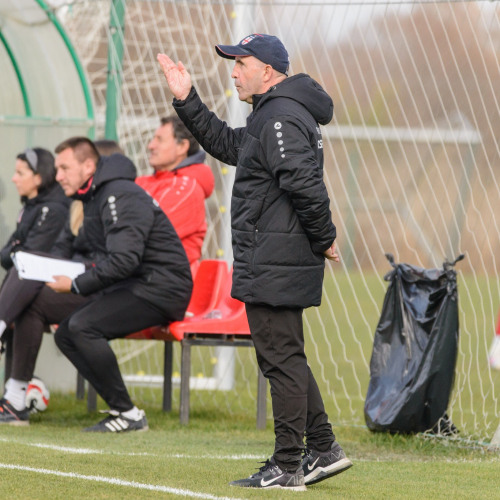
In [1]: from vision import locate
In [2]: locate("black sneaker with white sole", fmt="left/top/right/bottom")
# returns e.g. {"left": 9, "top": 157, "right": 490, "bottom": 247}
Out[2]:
{"left": 302, "top": 441, "right": 352, "bottom": 485}
{"left": 0, "top": 398, "right": 30, "bottom": 426}
{"left": 82, "top": 409, "right": 148, "bottom": 433}
{"left": 230, "top": 457, "right": 306, "bottom": 491}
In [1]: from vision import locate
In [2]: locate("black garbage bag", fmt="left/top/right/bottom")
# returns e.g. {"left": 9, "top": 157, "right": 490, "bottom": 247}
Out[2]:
{"left": 364, "top": 253, "right": 464, "bottom": 434}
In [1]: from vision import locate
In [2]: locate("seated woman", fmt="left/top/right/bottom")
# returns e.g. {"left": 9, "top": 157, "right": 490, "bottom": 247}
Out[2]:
{"left": 0, "top": 148, "right": 70, "bottom": 414}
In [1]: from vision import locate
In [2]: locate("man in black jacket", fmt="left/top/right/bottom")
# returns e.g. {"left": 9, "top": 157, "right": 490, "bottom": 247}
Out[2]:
{"left": 46, "top": 137, "right": 192, "bottom": 432}
{"left": 158, "top": 34, "right": 352, "bottom": 490}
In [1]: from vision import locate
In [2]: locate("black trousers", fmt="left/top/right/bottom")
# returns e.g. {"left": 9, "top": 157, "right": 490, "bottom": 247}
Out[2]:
{"left": 11, "top": 285, "right": 87, "bottom": 381}
{"left": 0, "top": 269, "right": 45, "bottom": 328}
{"left": 245, "top": 303, "right": 335, "bottom": 470}
{"left": 54, "top": 288, "right": 170, "bottom": 413}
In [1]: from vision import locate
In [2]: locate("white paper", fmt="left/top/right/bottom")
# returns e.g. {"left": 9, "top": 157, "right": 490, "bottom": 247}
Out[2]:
{"left": 13, "top": 251, "right": 86, "bottom": 283}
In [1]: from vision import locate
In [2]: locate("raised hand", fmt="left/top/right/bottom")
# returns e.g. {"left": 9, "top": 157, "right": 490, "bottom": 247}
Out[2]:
{"left": 157, "top": 54, "right": 192, "bottom": 101}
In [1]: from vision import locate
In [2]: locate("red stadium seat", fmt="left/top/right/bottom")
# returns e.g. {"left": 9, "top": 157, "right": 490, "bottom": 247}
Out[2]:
{"left": 82, "top": 261, "right": 264, "bottom": 423}
{"left": 126, "top": 259, "right": 228, "bottom": 341}
{"left": 169, "top": 267, "right": 250, "bottom": 340}
{"left": 184, "top": 259, "right": 228, "bottom": 317}
{"left": 169, "top": 268, "right": 259, "bottom": 426}
{"left": 190, "top": 260, "right": 200, "bottom": 280}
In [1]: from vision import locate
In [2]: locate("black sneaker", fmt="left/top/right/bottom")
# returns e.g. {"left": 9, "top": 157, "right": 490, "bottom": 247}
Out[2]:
{"left": 229, "top": 457, "right": 306, "bottom": 491}
{"left": 82, "top": 409, "right": 148, "bottom": 433}
{"left": 302, "top": 441, "right": 352, "bottom": 485}
{"left": 0, "top": 398, "right": 30, "bottom": 426}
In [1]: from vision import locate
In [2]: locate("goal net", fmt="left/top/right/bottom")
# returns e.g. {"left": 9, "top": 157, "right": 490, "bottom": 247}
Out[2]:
{"left": 54, "top": 0, "right": 500, "bottom": 444}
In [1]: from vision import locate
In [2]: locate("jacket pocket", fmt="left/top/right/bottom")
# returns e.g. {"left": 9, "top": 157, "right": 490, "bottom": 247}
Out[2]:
{"left": 250, "top": 224, "right": 259, "bottom": 275}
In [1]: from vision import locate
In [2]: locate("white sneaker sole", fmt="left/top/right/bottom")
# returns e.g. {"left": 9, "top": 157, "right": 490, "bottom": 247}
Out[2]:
{"left": 266, "top": 485, "right": 307, "bottom": 491}
{"left": 304, "top": 457, "right": 353, "bottom": 485}
{"left": 230, "top": 484, "right": 307, "bottom": 491}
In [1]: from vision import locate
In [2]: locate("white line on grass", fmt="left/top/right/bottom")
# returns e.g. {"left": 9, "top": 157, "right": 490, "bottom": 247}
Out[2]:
{"left": 0, "top": 437, "right": 265, "bottom": 460}
{"left": 0, "top": 463, "right": 243, "bottom": 500}
{"left": 1, "top": 437, "right": 497, "bottom": 464}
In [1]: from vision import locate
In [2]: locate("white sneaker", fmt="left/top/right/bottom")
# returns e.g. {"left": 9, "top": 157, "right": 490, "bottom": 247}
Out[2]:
{"left": 82, "top": 409, "right": 148, "bottom": 433}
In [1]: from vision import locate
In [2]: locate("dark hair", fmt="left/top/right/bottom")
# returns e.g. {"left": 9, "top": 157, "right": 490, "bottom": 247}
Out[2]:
{"left": 16, "top": 147, "right": 56, "bottom": 192}
{"left": 55, "top": 137, "right": 100, "bottom": 164}
{"left": 94, "top": 139, "right": 124, "bottom": 156}
{"left": 160, "top": 116, "right": 199, "bottom": 157}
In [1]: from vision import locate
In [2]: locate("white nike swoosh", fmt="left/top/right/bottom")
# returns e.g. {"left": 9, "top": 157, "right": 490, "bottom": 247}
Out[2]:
{"left": 261, "top": 474, "right": 284, "bottom": 487}
{"left": 307, "top": 457, "right": 320, "bottom": 471}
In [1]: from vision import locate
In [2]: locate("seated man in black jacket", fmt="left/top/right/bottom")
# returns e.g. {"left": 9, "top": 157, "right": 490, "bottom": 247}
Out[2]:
{"left": 0, "top": 137, "right": 192, "bottom": 431}
{"left": 51, "top": 137, "right": 192, "bottom": 432}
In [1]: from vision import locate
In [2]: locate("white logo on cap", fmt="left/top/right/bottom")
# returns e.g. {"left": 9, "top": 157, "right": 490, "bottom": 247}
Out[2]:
{"left": 241, "top": 34, "right": 258, "bottom": 45}
{"left": 274, "top": 122, "right": 282, "bottom": 130}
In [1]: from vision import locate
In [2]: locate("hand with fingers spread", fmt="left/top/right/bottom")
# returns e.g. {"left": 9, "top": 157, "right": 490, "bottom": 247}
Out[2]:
{"left": 323, "top": 242, "right": 340, "bottom": 262}
{"left": 157, "top": 54, "right": 192, "bottom": 101}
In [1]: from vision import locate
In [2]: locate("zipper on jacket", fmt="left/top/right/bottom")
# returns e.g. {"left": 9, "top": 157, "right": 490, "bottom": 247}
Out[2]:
{"left": 253, "top": 224, "right": 259, "bottom": 244}
{"left": 251, "top": 223, "right": 259, "bottom": 275}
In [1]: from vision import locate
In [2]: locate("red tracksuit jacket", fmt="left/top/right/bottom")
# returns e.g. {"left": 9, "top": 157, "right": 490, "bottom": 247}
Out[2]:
{"left": 136, "top": 151, "right": 215, "bottom": 264}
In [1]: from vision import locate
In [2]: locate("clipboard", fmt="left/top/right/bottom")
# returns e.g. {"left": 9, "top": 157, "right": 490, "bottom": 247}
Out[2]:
{"left": 13, "top": 251, "right": 85, "bottom": 283}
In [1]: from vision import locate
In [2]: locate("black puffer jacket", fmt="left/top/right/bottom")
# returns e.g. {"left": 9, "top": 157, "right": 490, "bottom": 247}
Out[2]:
{"left": 0, "top": 184, "right": 70, "bottom": 270}
{"left": 51, "top": 217, "right": 101, "bottom": 266}
{"left": 174, "top": 74, "right": 336, "bottom": 308}
{"left": 72, "top": 154, "right": 192, "bottom": 320}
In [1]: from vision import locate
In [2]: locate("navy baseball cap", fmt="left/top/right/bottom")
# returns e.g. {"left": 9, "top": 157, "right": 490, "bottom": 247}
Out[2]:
{"left": 216, "top": 34, "right": 289, "bottom": 76}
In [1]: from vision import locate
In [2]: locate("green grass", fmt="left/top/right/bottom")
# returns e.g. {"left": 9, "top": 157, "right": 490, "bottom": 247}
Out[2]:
{"left": 2, "top": 269, "right": 499, "bottom": 498}
{"left": 117, "top": 270, "right": 500, "bottom": 441}
{"left": 0, "top": 394, "right": 499, "bottom": 499}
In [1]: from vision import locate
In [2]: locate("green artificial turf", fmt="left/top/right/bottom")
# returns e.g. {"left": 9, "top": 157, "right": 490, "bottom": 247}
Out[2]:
{"left": 1, "top": 269, "right": 499, "bottom": 498}
{"left": 0, "top": 394, "right": 499, "bottom": 499}
{"left": 110, "top": 270, "right": 500, "bottom": 442}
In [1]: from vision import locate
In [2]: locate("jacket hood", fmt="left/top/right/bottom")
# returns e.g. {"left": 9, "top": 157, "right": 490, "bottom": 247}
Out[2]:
{"left": 174, "top": 150, "right": 213, "bottom": 198}
{"left": 174, "top": 150, "right": 206, "bottom": 170}
{"left": 93, "top": 153, "right": 137, "bottom": 188}
{"left": 253, "top": 73, "right": 334, "bottom": 126}
{"left": 23, "top": 182, "right": 69, "bottom": 207}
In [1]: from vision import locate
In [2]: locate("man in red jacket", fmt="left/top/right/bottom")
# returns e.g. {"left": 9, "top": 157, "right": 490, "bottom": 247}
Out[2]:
{"left": 136, "top": 116, "right": 215, "bottom": 265}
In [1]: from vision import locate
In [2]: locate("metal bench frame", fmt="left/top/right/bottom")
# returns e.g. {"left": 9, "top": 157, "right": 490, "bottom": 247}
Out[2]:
{"left": 79, "top": 335, "right": 268, "bottom": 429}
